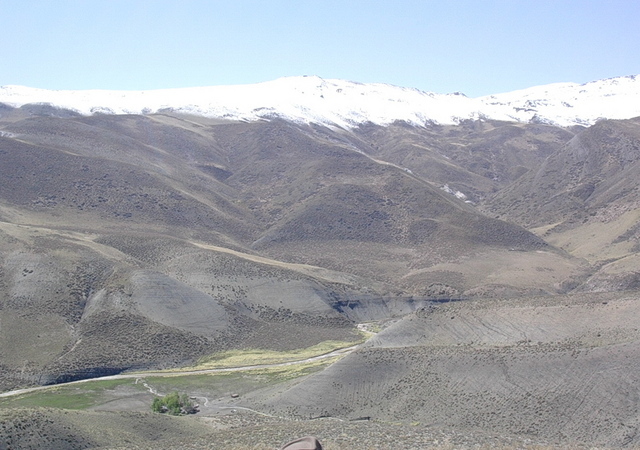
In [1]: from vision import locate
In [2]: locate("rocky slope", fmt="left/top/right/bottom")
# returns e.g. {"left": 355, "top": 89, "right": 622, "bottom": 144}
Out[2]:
{"left": 250, "top": 292, "right": 640, "bottom": 447}
{"left": 1, "top": 74, "right": 640, "bottom": 447}
{"left": 0, "top": 110, "right": 587, "bottom": 389}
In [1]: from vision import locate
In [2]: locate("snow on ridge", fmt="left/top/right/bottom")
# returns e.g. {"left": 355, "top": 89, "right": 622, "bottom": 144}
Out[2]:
{"left": 1, "top": 74, "right": 639, "bottom": 128}
{"left": 478, "top": 75, "right": 640, "bottom": 127}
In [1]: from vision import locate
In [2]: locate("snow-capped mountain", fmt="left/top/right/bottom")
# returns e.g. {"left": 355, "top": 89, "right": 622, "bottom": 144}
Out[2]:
{"left": 1, "top": 74, "right": 639, "bottom": 128}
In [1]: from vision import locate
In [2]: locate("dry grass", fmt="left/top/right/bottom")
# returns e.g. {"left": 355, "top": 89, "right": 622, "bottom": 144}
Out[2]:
{"left": 179, "top": 340, "right": 361, "bottom": 371}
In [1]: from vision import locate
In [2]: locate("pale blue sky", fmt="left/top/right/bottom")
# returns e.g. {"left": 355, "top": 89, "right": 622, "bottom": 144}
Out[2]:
{"left": 1, "top": 0, "right": 639, "bottom": 97}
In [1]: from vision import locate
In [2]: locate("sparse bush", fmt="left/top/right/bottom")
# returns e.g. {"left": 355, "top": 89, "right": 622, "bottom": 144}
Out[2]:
{"left": 151, "top": 397, "right": 163, "bottom": 413}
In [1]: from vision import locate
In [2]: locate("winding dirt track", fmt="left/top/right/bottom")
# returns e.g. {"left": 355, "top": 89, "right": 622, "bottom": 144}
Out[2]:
{"left": 0, "top": 345, "right": 358, "bottom": 399}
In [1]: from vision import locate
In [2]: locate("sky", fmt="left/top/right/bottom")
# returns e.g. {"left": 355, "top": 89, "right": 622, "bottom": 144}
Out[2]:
{"left": 1, "top": 0, "right": 639, "bottom": 97}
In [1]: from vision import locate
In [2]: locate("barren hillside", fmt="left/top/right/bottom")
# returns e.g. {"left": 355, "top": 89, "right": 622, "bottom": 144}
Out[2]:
{"left": 1, "top": 82, "right": 640, "bottom": 447}
{"left": 251, "top": 292, "right": 640, "bottom": 446}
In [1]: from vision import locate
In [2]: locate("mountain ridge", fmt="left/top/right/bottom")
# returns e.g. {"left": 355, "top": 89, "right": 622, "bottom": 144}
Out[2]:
{"left": 1, "top": 74, "right": 639, "bottom": 128}
{"left": 3, "top": 75, "right": 640, "bottom": 447}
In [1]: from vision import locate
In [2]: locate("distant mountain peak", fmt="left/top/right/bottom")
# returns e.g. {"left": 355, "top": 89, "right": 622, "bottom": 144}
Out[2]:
{"left": 1, "top": 74, "right": 639, "bottom": 128}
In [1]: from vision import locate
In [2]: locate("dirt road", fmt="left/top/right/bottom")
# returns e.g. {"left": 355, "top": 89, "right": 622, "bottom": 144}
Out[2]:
{"left": 0, "top": 345, "right": 358, "bottom": 399}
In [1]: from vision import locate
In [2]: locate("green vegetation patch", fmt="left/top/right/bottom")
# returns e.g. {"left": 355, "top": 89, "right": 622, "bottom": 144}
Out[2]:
{"left": 0, "top": 356, "right": 336, "bottom": 414}
{"left": 145, "top": 357, "right": 338, "bottom": 397}
{"left": 0, "top": 379, "right": 139, "bottom": 410}
{"left": 151, "top": 391, "right": 195, "bottom": 415}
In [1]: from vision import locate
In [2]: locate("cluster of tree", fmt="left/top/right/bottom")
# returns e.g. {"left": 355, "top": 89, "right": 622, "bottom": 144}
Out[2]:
{"left": 151, "top": 391, "right": 197, "bottom": 415}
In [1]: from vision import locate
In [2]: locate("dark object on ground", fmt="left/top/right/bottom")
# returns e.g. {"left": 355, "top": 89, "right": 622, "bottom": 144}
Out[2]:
{"left": 280, "top": 436, "right": 323, "bottom": 450}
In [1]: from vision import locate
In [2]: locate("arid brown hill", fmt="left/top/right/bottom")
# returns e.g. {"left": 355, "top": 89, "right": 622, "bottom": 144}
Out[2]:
{"left": 486, "top": 117, "right": 640, "bottom": 292}
{"left": 250, "top": 292, "right": 640, "bottom": 447}
{"left": 0, "top": 104, "right": 633, "bottom": 391}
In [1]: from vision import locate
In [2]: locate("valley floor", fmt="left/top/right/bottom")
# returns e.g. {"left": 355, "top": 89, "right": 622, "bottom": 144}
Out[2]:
{"left": 5, "top": 291, "right": 640, "bottom": 448}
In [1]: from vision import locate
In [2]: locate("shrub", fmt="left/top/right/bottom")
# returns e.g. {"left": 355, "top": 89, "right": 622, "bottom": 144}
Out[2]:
{"left": 150, "top": 391, "right": 196, "bottom": 415}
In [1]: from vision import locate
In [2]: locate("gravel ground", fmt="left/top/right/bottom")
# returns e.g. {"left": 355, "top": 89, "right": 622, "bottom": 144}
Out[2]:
{"left": 104, "top": 410, "right": 570, "bottom": 450}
